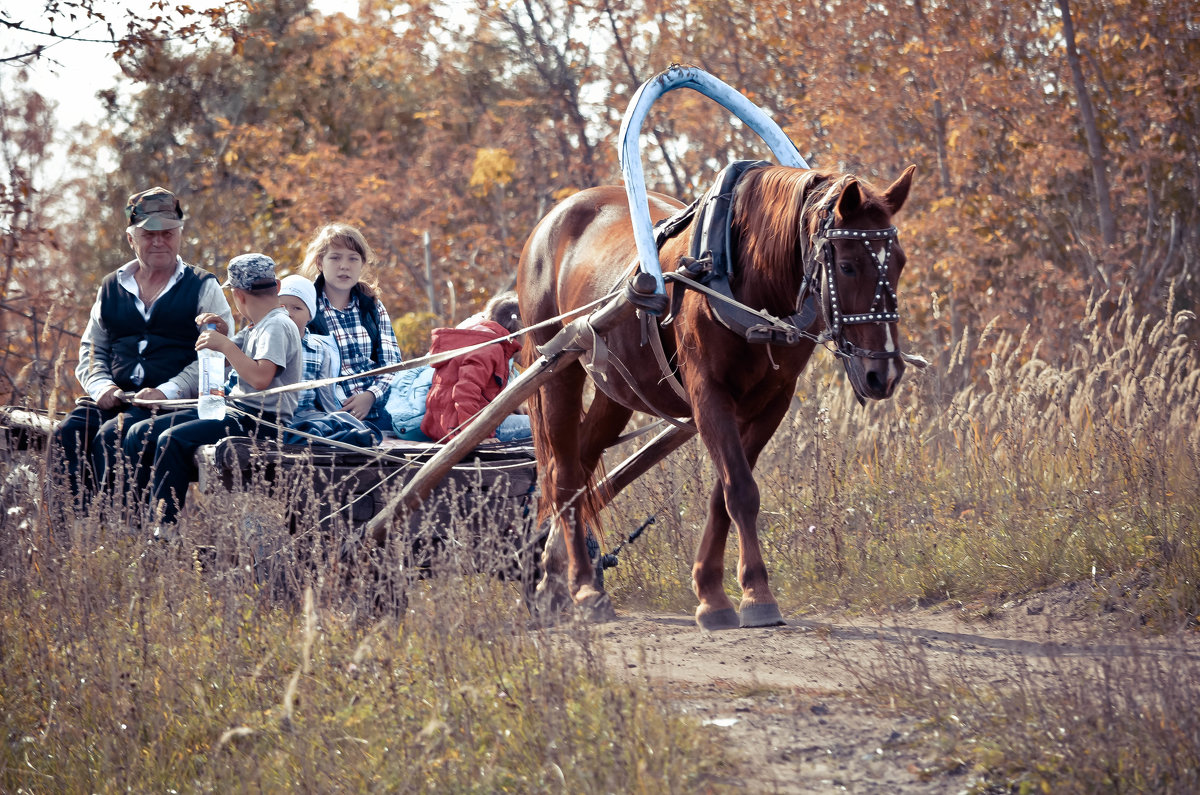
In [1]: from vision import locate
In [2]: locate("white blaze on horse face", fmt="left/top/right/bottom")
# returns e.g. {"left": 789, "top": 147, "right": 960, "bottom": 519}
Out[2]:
{"left": 873, "top": 241, "right": 888, "bottom": 266}
{"left": 868, "top": 239, "right": 899, "bottom": 387}
{"left": 884, "top": 322, "right": 898, "bottom": 385}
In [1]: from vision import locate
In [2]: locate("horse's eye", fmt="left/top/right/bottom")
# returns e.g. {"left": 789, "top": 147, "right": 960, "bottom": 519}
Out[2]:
{"left": 839, "top": 261, "right": 857, "bottom": 277}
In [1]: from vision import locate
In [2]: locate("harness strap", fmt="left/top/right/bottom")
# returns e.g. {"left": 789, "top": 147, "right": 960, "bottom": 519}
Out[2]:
{"left": 665, "top": 269, "right": 823, "bottom": 346}
{"left": 605, "top": 353, "right": 694, "bottom": 430}
{"left": 580, "top": 309, "right": 692, "bottom": 428}
{"left": 580, "top": 317, "right": 613, "bottom": 393}
{"left": 640, "top": 310, "right": 690, "bottom": 403}
{"left": 663, "top": 255, "right": 711, "bottom": 326}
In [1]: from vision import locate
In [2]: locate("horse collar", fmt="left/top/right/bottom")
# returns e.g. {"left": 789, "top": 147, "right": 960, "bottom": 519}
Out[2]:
{"left": 687, "top": 160, "right": 771, "bottom": 281}
{"left": 659, "top": 161, "right": 819, "bottom": 345}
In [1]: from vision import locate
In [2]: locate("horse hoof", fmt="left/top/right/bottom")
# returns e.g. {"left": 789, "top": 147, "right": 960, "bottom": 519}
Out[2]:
{"left": 739, "top": 602, "right": 786, "bottom": 627}
{"left": 574, "top": 591, "right": 617, "bottom": 623}
{"left": 527, "top": 596, "right": 566, "bottom": 627}
{"left": 695, "top": 606, "right": 740, "bottom": 631}
{"left": 527, "top": 580, "right": 572, "bottom": 625}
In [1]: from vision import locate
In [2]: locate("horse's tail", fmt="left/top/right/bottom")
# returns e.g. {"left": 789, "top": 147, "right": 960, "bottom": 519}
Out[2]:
{"left": 520, "top": 336, "right": 608, "bottom": 556}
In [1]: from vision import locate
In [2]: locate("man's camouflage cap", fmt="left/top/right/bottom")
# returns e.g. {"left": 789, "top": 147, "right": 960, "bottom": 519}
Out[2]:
{"left": 125, "top": 186, "right": 185, "bottom": 230}
{"left": 221, "top": 253, "right": 279, "bottom": 291}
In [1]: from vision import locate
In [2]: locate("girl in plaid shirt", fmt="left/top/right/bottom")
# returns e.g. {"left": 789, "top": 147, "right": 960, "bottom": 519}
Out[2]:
{"left": 300, "top": 224, "right": 403, "bottom": 431}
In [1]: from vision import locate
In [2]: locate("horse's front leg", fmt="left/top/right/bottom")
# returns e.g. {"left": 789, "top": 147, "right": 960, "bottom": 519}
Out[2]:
{"left": 694, "top": 458, "right": 782, "bottom": 628}
{"left": 692, "top": 480, "right": 741, "bottom": 630}
{"left": 692, "top": 390, "right": 791, "bottom": 629}
{"left": 729, "top": 396, "right": 794, "bottom": 628}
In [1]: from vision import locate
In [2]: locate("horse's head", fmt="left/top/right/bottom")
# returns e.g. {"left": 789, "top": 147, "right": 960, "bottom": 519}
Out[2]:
{"left": 812, "top": 165, "right": 916, "bottom": 403}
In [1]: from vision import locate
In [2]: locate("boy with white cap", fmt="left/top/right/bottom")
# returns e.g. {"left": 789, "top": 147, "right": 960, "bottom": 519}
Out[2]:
{"left": 278, "top": 274, "right": 342, "bottom": 420}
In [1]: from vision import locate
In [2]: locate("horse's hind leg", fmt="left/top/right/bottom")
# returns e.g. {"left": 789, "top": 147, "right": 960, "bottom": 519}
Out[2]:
{"left": 560, "top": 388, "right": 632, "bottom": 620}
{"left": 530, "top": 363, "right": 587, "bottom": 616}
{"left": 530, "top": 364, "right": 628, "bottom": 621}
{"left": 575, "top": 387, "right": 633, "bottom": 586}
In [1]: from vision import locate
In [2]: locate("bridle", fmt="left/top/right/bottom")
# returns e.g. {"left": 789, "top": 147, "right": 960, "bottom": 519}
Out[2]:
{"left": 802, "top": 198, "right": 904, "bottom": 362}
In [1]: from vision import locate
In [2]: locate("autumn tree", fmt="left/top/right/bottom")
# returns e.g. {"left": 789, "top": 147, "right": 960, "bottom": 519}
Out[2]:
{"left": 31, "top": 0, "right": 1198, "bottom": 404}
{"left": 0, "top": 71, "right": 78, "bottom": 404}
{"left": 0, "top": 1, "right": 252, "bottom": 66}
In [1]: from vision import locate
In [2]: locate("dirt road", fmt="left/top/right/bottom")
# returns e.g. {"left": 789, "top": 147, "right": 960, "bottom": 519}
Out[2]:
{"left": 585, "top": 590, "right": 1198, "bottom": 793}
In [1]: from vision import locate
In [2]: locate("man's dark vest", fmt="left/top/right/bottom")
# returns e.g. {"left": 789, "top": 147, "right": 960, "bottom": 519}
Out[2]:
{"left": 99, "top": 264, "right": 214, "bottom": 390}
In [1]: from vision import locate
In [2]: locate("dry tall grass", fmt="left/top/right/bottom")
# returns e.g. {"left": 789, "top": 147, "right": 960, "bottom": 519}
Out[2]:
{"left": 0, "top": 445, "right": 726, "bottom": 792}
{"left": 597, "top": 289, "right": 1199, "bottom": 791}
{"left": 853, "top": 622, "right": 1200, "bottom": 792}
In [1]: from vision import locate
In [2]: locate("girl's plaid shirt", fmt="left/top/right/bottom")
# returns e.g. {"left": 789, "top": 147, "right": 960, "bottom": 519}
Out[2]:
{"left": 318, "top": 292, "right": 402, "bottom": 402}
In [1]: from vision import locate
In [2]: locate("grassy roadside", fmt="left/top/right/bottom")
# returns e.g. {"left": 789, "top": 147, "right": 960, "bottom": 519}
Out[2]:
{"left": 0, "top": 485, "right": 724, "bottom": 793}
{"left": 856, "top": 626, "right": 1200, "bottom": 793}
{"left": 602, "top": 289, "right": 1200, "bottom": 791}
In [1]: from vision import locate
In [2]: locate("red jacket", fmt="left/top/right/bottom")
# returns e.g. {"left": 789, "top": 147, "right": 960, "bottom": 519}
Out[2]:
{"left": 420, "top": 320, "right": 522, "bottom": 440}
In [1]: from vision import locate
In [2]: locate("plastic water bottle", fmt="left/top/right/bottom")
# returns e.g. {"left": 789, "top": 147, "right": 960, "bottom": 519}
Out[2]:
{"left": 197, "top": 323, "right": 226, "bottom": 420}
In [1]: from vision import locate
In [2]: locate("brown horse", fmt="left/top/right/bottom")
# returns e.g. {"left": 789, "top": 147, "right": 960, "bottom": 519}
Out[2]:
{"left": 516, "top": 163, "right": 916, "bottom": 629}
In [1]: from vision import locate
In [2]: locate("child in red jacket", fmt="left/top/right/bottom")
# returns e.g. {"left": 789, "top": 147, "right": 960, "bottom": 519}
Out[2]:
{"left": 421, "top": 291, "right": 526, "bottom": 441}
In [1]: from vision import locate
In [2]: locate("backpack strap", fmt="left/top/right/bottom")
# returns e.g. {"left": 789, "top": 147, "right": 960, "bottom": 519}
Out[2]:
{"left": 355, "top": 287, "right": 383, "bottom": 364}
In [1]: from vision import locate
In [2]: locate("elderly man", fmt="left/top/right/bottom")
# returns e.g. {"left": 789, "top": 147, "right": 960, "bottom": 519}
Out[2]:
{"left": 52, "top": 187, "right": 234, "bottom": 504}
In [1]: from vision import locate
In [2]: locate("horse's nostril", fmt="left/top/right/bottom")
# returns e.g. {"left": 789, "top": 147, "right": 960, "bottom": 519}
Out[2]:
{"left": 866, "top": 370, "right": 885, "bottom": 393}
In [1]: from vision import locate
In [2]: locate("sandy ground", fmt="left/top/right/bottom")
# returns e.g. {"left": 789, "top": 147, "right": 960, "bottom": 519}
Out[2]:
{"left": 569, "top": 587, "right": 1200, "bottom": 794}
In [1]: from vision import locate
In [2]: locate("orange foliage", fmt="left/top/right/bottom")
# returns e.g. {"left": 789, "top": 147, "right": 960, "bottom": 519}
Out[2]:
{"left": 5, "top": 0, "right": 1198, "bottom": 406}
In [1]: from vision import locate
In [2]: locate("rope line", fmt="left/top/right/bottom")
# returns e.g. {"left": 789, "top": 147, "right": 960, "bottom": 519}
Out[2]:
{"left": 124, "top": 285, "right": 624, "bottom": 413}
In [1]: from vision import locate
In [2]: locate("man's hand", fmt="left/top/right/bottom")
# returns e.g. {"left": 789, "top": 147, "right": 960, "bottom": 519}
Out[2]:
{"left": 131, "top": 387, "right": 168, "bottom": 410}
{"left": 341, "top": 391, "right": 376, "bottom": 420}
{"left": 195, "top": 313, "right": 229, "bottom": 336}
{"left": 96, "top": 384, "right": 129, "bottom": 410}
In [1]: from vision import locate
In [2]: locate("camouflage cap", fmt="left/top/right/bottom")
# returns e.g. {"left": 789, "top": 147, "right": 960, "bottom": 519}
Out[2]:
{"left": 221, "top": 253, "right": 279, "bottom": 292}
{"left": 125, "top": 186, "right": 185, "bottom": 230}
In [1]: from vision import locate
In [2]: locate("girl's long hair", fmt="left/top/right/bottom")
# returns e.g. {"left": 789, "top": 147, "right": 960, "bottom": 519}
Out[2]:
{"left": 299, "top": 223, "right": 379, "bottom": 300}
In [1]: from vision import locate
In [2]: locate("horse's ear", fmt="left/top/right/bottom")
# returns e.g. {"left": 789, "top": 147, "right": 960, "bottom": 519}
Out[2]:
{"left": 833, "top": 178, "right": 864, "bottom": 221}
{"left": 881, "top": 165, "right": 917, "bottom": 215}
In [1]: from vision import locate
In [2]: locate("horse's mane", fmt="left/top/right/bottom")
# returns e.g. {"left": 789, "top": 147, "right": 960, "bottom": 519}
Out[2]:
{"left": 732, "top": 166, "right": 884, "bottom": 300}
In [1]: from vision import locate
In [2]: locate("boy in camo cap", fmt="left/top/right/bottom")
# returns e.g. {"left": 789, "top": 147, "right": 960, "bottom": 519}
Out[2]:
{"left": 133, "top": 253, "right": 303, "bottom": 528}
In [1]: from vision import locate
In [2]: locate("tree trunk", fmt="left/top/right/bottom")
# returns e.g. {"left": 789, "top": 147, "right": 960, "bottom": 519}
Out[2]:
{"left": 1057, "top": 0, "right": 1116, "bottom": 249}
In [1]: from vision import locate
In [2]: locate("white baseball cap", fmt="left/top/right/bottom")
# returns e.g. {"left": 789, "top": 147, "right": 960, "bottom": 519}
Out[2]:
{"left": 279, "top": 274, "right": 317, "bottom": 319}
